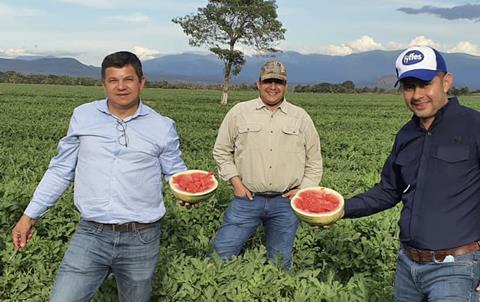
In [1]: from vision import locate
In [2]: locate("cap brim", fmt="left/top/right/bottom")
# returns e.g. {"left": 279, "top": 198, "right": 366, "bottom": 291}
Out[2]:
{"left": 395, "top": 69, "right": 438, "bottom": 87}
{"left": 260, "top": 74, "right": 287, "bottom": 81}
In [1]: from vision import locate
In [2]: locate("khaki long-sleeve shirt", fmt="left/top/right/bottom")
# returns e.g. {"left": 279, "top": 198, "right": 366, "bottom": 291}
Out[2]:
{"left": 213, "top": 97, "right": 323, "bottom": 193}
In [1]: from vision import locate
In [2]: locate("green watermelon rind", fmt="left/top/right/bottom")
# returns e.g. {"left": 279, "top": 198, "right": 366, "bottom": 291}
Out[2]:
{"left": 290, "top": 187, "right": 344, "bottom": 225}
{"left": 169, "top": 170, "right": 218, "bottom": 203}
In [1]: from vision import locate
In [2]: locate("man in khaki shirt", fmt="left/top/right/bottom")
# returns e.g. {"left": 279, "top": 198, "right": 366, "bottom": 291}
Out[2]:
{"left": 212, "top": 60, "right": 323, "bottom": 269}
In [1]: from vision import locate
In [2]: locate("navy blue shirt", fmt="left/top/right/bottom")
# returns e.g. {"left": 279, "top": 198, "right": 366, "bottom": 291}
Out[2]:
{"left": 344, "top": 98, "right": 480, "bottom": 250}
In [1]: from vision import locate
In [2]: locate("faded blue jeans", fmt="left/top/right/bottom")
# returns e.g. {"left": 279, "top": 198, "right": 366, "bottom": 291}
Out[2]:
{"left": 50, "top": 219, "right": 161, "bottom": 302}
{"left": 395, "top": 248, "right": 480, "bottom": 302}
{"left": 213, "top": 195, "right": 299, "bottom": 269}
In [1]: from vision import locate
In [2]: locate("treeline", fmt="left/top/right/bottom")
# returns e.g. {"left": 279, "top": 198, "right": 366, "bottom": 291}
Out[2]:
{"left": 294, "top": 80, "right": 361, "bottom": 93}
{"left": 145, "top": 79, "right": 257, "bottom": 91}
{"left": 293, "top": 79, "right": 479, "bottom": 95}
{"left": 0, "top": 71, "right": 100, "bottom": 86}
{"left": 0, "top": 71, "right": 477, "bottom": 95}
{"left": 0, "top": 71, "right": 257, "bottom": 90}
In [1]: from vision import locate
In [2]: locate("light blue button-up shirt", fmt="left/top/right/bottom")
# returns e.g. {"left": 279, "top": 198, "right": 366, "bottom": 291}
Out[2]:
{"left": 24, "top": 99, "right": 187, "bottom": 223}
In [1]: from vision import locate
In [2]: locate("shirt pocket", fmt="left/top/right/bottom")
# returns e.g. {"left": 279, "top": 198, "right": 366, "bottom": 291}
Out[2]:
{"left": 236, "top": 123, "right": 263, "bottom": 149}
{"left": 281, "top": 124, "right": 303, "bottom": 153}
{"left": 431, "top": 145, "right": 472, "bottom": 180}
{"left": 432, "top": 145, "right": 470, "bottom": 163}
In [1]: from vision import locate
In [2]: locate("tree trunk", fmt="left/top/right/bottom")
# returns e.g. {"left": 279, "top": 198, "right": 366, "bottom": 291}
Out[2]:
{"left": 220, "top": 61, "right": 232, "bottom": 105}
{"left": 220, "top": 78, "right": 230, "bottom": 105}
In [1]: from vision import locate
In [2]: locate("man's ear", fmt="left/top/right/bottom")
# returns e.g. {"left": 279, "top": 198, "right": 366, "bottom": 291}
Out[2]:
{"left": 442, "top": 72, "right": 454, "bottom": 93}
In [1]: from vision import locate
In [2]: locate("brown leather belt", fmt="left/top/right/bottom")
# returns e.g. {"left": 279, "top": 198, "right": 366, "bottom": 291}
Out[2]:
{"left": 88, "top": 221, "right": 158, "bottom": 233}
{"left": 403, "top": 241, "right": 480, "bottom": 263}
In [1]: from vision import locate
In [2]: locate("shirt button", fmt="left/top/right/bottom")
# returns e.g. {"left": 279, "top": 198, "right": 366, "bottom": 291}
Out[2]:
{"left": 270, "top": 149, "right": 273, "bottom": 151}
{"left": 270, "top": 130, "right": 273, "bottom": 133}
{"left": 427, "top": 132, "right": 432, "bottom": 136}
{"left": 269, "top": 166, "right": 272, "bottom": 169}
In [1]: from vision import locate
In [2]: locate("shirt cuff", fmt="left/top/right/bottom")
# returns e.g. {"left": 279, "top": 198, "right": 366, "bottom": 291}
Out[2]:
{"left": 24, "top": 201, "right": 48, "bottom": 220}
{"left": 218, "top": 164, "right": 239, "bottom": 182}
{"left": 299, "top": 179, "right": 317, "bottom": 189}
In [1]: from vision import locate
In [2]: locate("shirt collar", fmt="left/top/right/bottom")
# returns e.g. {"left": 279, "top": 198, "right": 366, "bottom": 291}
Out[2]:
{"left": 96, "top": 98, "right": 150, "bottom": 120}
{"left": 254, "top": 97, "right": 289, "bottom": 114}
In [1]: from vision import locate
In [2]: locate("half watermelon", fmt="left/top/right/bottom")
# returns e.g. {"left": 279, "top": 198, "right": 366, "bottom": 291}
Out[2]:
{"left": 291, "top": 187, "right": 344, "bottom": 225}
{"left": 169, "top": 170, "right": 218, "bottom": 203}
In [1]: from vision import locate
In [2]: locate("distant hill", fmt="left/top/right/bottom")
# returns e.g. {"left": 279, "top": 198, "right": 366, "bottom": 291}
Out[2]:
{"left": 1, "top": 50, "right": 479, "bottom": 89}
{"left": 0, "top": 57, "right": 99, "bottom": 78}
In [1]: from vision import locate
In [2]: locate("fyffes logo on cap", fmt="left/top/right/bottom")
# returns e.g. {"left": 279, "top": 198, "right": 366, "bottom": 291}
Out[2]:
{"left": 402, "top": 50, "right": 424, "bottom": 65}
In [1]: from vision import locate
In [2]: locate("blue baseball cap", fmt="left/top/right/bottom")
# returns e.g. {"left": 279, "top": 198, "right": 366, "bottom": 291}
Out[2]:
{"left": 395, "top": 46, "right": 447, "bottom": 87}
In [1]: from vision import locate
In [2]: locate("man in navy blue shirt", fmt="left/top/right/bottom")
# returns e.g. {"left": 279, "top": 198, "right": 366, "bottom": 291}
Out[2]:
{"left": 343, "top": 46, "right": 480, "bottom": 301}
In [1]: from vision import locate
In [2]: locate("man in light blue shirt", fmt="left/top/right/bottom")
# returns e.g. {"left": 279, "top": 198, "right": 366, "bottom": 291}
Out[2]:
{"left": 11, "top": 51, "right": 187, "bottom": 302}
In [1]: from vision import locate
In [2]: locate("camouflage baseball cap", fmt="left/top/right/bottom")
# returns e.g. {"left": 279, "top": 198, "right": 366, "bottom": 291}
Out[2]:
{"left": 259, "top": 60, "right": 287, "bottom": 82}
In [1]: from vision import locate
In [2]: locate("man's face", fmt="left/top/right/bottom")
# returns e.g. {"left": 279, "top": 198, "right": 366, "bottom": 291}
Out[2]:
{"left": 102, "top": 64, "right": 145, "bottom": 112}
{"left": 400, "top": 73, "right": 453, "bottom": 128}
{"left": 257, "top": 78, "right": 287, "bottom": 108}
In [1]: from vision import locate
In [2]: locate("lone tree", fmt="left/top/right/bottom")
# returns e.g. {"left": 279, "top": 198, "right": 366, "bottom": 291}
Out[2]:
{"left": 172, "top": 0, "right": 285, "bottom": 105}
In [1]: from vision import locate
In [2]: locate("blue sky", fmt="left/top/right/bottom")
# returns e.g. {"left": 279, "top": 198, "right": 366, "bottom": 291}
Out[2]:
{"left": 1, "top": 0, "right": 479, "bottom": 65}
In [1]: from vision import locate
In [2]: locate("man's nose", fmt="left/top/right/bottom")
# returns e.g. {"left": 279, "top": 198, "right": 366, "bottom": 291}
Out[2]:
{"left": 412, "top": 86, "right": 424, "bottom": 99}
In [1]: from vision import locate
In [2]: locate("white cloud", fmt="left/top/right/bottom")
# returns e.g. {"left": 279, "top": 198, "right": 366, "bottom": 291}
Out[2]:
{"left": 347, "top": 36, "right": 383, "bottom": 52}
{"left": 0, "top": 48, "right": 32, "bottom": 58}
{"left": 448, "top": 41, "right": 480, "bottom": 56}
{"left": 0, "top": 3, "right": 42, "bottom": 17}
{"left": 320, "top": 35, "right": 383, "bottom": 56}
{"left": 385, "top": 41, "right": 406, "bottom": 50}
{"left": 323, "top": 44, "right": 353, "bottom": 56}
{"left": 408, "top": 36, "right": 440, "bottom": 48}
{"left": 107, "top": 13, "right": 151, "bottom": 23}
{"left": 133, "top": 46, "right": 160, "bottom": 60}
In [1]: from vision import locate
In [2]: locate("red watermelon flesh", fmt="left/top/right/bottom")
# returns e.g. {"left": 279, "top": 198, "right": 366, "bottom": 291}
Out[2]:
{"left": 172, "top": 172, "right": 215, "bottom": 193}
{"left": 294, "top": 190, "right": 340, "bottom": 213}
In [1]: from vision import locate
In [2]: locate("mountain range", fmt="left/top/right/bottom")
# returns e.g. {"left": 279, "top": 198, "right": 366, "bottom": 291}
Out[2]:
{"left": 1, "top": 50, "right": 479, "bottom": 89}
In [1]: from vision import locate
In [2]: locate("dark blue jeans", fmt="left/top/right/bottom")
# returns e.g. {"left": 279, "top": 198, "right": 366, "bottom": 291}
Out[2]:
{"left": 50, "top": 219, "right": 161, "bottom": 302}
{"left": 213, "top": 195, "right": 299, "bottom": 269}
{"left": 395, "top": 248, "right": 480, "bottom": 302}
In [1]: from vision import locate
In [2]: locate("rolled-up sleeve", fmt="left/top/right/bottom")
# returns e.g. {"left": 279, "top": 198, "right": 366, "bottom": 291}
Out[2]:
{"left": 299, "top": 115, "right": 323, "bottom": 189}
{"left": 213, "top": 110, "right": 239, "bottom": 181}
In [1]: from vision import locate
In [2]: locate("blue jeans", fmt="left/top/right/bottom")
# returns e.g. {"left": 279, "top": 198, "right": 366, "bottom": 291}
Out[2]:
{"left": 50, "top": 219, "right": 161, "bottom": 302}
{"left": 213, "top": 195, "right": 299, "bottom": 269}
{"left": 395, "top": 248, "right": 480, "bottom": 302}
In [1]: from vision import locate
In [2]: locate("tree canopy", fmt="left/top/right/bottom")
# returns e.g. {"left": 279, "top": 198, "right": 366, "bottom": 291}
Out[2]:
{"left": 172, "top": 0, "right": 285, "bottom": 104}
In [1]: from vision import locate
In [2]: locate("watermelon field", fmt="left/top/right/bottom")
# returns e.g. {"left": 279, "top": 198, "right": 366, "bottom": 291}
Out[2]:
{"left": 1, "top": 83, "right": 479, "bottom": 301}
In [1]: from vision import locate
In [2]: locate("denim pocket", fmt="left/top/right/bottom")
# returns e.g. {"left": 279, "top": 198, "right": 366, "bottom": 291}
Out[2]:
{"left": 233, "top": 195, "right": 250, "bottom": 200}
{"left": 135, "top": 224, "right": 161, "bottom": 244}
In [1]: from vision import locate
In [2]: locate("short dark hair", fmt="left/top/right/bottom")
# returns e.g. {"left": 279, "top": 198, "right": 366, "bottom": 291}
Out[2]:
{"left": 101, "top": 51, "right": 143, "bottom": 80}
